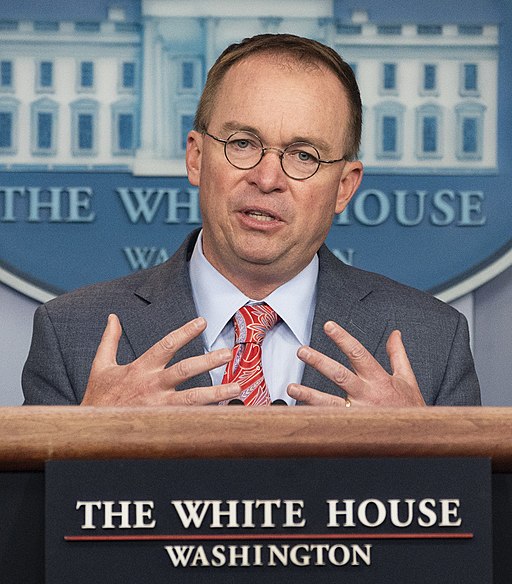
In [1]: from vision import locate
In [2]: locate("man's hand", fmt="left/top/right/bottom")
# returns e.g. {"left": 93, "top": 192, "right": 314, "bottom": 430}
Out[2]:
{"left": 81, "top": 314, "right": 240, "bottom": 406}
{"left": 287, "top": 321, "right": 425, "bottom": 407}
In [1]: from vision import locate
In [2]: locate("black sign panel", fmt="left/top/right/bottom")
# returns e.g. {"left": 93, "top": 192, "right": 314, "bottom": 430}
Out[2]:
{"left": 46, "top": 458, "right": 491, "bottom": 583}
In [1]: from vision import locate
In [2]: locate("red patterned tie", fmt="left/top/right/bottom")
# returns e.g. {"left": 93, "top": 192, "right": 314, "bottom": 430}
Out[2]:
{"left": 221, "top": 304, "right": 279, "bottom": 406}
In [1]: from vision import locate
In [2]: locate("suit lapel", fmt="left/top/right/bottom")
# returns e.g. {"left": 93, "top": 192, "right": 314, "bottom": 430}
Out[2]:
{"left": 301, "top": 246, "right": 394, "bottom": 397}
{"left": 115, "top": 236, "right": 394, "bottom": 397}
{"left": 120, "top": 230, "right": 213, "bottom": 390}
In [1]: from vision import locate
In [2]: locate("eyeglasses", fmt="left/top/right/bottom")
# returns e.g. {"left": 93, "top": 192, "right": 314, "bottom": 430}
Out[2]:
{"left": 203, "top": 130, "right": 346, "bottom": 180}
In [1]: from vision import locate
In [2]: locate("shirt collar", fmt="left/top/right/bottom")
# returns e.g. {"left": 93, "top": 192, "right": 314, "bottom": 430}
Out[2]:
{"left": 189, "top": 230, "right": 318, "bottom": 349}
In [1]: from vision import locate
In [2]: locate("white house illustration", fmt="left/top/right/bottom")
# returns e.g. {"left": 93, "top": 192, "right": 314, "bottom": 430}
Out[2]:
{"left": 0, "top": 0, "right": 498, "bottom": 176}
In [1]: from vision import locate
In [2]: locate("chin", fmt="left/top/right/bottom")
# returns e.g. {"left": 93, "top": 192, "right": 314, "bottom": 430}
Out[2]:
{"left": 234, "top": 244, "right": 282, "bottom": 266}
{"left": 240, "top": 253, "right": 277, "bottom": 267}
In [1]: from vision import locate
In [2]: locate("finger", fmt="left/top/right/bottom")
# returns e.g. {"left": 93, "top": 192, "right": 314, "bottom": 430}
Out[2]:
{"left": 142, "top": 317, "right": 207, "bottom": 368}
{"left": 287, "top": 383, "right": 349, "bottom": 406}
{"left": 162, "top": 348, "right": 234, "bottom": 388}
{"left": 92, "top": 314, "right": 122, "bottom": 368}
{"left": 297, "top": 345, "right": 362, "bottom": 397}
{"left": 386, "top": 330, "right": 420, "bottom": 388}
{"left": 168, "top": 383, "right": 241, "bottom": 406}
{"left": 324, "top": 321, "right": 388, "bottom": 383}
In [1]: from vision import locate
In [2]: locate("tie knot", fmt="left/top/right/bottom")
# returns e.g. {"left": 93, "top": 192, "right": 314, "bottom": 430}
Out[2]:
{"left": 233, "top": 304, "right": 279, "bottom": 345}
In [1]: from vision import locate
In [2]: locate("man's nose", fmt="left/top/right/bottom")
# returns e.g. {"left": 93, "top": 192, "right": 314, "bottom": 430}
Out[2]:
{"left": 246, "top": 148, "right": 287, "bottom": 193}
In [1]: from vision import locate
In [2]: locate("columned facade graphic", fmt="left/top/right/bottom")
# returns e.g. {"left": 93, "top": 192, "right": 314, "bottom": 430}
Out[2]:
{"left": 0, "top": 0, "right": 499, "bottom": 176}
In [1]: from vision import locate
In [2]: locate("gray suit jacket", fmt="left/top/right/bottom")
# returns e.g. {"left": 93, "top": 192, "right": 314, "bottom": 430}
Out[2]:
{"left": 22, "top": 230, "right": 480, "bottom": 405}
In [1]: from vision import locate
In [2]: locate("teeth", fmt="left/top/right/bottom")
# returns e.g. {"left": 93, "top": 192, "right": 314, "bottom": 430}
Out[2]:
{"left": 247, "top": 211, "right": 275, "bottom": 222}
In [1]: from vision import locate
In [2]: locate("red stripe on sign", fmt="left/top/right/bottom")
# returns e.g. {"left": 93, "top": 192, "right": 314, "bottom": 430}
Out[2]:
{"left": 64, "top": 532, "right": 474, "bottom": 542}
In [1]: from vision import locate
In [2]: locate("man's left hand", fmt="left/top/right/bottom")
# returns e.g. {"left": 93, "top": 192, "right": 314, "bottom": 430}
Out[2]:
{"left": 287, "top": 321, "right": 426, "bottom": 407}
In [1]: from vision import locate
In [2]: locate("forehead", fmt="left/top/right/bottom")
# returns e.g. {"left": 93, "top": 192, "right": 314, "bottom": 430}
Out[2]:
{"left": 209, "top": 54, "right": 350, "bottom": 151}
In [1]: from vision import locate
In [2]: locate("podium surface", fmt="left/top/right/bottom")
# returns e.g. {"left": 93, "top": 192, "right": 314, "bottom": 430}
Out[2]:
{"left": 1, "top": 406, "right": 511, "bottom": 470}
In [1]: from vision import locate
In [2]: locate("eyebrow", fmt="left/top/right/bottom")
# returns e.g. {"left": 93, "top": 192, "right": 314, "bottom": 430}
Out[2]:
{"left": 219, "top": 121, "right": 336, "bottom": 156}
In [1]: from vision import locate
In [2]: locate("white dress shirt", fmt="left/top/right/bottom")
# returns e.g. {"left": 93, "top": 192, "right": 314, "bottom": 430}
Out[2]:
{"left": 189, "top": 231, "right": 318, "bottom": 405}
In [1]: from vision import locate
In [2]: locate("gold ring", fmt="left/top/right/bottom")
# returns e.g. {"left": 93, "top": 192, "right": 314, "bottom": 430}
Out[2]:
{"left": 345, "top": 397, "right": 351, "bottom": 408}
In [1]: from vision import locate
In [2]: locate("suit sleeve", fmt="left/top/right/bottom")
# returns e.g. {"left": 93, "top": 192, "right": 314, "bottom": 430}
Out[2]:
{"left": 22, "top": 304, "right": 80, "bottom": 405}
{"left": 434, "top": 311, "right": 481, "bottom": 405}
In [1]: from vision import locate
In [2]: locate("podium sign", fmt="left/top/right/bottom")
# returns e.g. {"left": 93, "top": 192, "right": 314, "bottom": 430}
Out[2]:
{"left": 46, "top": 458, "right": 491, "bottom": 583}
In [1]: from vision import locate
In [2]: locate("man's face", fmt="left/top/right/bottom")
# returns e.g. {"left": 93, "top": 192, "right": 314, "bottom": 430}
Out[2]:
{"left": 186, "top": 54, "right": 363, "bottom": 296}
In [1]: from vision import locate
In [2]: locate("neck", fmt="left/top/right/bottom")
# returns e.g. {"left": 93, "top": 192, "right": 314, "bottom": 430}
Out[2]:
{"left": 213, "top": 262, "right": 292, "bottom": 300}
{"left": 198, "top": 232, "right": 316, "bottom": 300}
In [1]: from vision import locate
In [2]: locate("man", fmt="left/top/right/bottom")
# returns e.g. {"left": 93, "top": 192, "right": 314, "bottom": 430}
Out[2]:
{"left": 22, "top": 34, "right": 480, "bottom": 407}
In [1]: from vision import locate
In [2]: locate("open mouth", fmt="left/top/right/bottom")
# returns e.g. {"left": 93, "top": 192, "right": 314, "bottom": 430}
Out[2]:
{"left": 243, "top": 210, "right": 279, "bottom": 222}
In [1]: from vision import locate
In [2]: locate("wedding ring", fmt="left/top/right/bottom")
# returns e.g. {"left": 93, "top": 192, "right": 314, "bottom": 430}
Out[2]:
{"left": 345, "top": 397, "right": 351, "bottom": 408}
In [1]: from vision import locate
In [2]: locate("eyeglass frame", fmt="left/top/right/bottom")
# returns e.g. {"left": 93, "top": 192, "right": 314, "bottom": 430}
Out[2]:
{"left": 203, "top": 130, "right": 347, "bottom": 181}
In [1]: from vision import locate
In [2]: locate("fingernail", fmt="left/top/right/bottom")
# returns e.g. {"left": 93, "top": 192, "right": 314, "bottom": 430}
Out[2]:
{"left": 194, "top": 317, "right": 206, "bottom": 329}
{"left": 227, "top": 383, "right": 240, "bottom": 395}
{"left": 220, "top": 349, "right": 233, "bottom": 360}
{"left": 324, "top": 321, "right": 335, "bottom": 333}
{"left": 297, "top": 346, "right": 310, "bottom": 359}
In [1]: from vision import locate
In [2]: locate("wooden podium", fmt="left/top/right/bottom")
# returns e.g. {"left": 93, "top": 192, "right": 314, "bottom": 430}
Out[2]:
{"left": 1, "top": 406, "right": 512, "bottom": 582}
{"left": 1, "top": 406, "right": 512, "bottom": 470}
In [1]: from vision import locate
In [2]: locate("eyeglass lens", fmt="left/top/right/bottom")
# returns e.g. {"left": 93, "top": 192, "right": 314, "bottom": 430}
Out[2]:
{"left": 224, "top": 131, "right": 321, "bottom": 179}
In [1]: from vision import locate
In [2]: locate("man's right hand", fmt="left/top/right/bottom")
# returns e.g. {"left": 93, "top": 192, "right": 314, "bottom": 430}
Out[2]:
{"left": 81, "top": 314, "right": 240, "bottom": 406}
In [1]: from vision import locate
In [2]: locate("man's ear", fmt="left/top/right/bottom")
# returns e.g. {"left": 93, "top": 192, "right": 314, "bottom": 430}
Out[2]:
{"left": 335, "top": 160, "right": 363, "bottom": 214}
{"left": 186, "top": 130, "right": 203, "bottom": 187}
